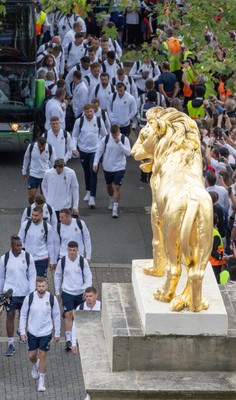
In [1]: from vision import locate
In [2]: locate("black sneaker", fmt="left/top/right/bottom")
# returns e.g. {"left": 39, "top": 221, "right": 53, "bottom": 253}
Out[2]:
{"left": 65, "top": 340, "right": 72, "bottom": 351}
{"left": 5, "top": 344, "right": 15, "bottom": 356}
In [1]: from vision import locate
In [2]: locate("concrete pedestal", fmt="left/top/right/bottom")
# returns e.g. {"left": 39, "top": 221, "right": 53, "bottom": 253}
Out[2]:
{"left": 132, "top": 260, "right": 228, "bottom": 335}
{"left": 75, "top": 260, "right": 236, "bottom": 400}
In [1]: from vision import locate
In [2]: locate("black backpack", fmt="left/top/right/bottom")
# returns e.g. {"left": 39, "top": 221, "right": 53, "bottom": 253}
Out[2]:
{"left": 28, "top": 142, "right": 53, "bottom": 166}
{"left": 28, "top": 291, "right": 54, "bottom": 317}
{"left": 4, "top": 251, "right": 30, "bottom": 277}
{"left": 44, "top": 129, "right": 68, "bottom": 152}
{"left": 24, "top": 219, "right": 48, "bottom": 242}
{"left": 26, "top": 204, "right": 53, "bottom": 221}
{"left": 57, "top": 218, "right": 84, "bottom": 243}
{"left": 79, "top": 115, "right": 101, "bottom": 133}
{"left": 60, "top": 255, "right": 85, "bottom": 283}
{"left": 104, "top": 133, "right": 125, "bottom": 152}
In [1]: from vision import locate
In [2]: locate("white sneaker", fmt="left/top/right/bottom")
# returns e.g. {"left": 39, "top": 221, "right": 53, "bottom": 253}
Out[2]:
{"left": 83, "top": 191, "right": 90, "bottom": 202}
{"left": 31, "top": 359, "right": 39, "bottom": 379}
{"left": 108, "top": 198, "right": 114, "bottom": 210}
{"left": 37, "top": 383, "right": 46, "bottom": 392}
{"left": 88, "top": 196, "right": 96, "bottom": 208}
{"left": 127, "top": 44, "right": 132, "bottom": 50}
{"left": 112, "top": 208, "right": 118, "bottom": 218}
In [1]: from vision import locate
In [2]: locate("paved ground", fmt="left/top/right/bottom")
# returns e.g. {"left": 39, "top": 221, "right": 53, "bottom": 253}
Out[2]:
{"left": 0, "top": 265, "right": 132, "bottom": 399}
{"left": 0, "top": 130, "right": 145, "bottom": 398}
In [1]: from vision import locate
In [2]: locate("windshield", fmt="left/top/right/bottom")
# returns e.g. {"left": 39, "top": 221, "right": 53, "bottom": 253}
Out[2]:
{"left": 0, "top": 64, "right": 35, "bottom": 112}
{"left": 0, "top": 2, "right": 36, "bottom": 62}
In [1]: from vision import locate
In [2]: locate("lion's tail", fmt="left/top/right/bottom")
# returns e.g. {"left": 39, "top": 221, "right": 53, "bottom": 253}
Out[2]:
{"left": 180, "top": 197, "right": 199, "bottom": 265}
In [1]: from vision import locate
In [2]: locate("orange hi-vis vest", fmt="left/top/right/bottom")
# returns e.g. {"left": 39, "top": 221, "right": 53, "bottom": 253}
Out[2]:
{"left": 163, "top": 37, "right": 181, "bottom": 72}
{"left": 209, "top": 228, "right": 227, "bottom": 267}
{"left": 36, "top": 11, "right": 46, "bottom": 36}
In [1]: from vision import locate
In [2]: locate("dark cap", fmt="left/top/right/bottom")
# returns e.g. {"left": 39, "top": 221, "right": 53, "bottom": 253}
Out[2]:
{"left": 54, "top": 158, "right": 65, "bottom": 168}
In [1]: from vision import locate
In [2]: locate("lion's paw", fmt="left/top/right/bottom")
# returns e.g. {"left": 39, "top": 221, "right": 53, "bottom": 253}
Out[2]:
{"left": 187, "top": 298, "right": 209, "bottom": 312}
{"left": 153, "top": 286, "right": 174, "bottom": 302}
{"left": 143, "top": 266, "right": 165, "bottom": 277}
{"left": 169, "top": 295, "right": 186, "bottom": 311}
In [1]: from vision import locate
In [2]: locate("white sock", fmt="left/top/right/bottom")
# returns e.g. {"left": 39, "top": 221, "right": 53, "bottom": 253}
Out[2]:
{"left": 65, "top": 331, "right": 72, "bottom": 341}
{"left": 113, "top": 202, "right": 118, "bottom": 210}
{"left": 8, "top": 337, "right": 14, "bottom": 345}
{"left": 39, "top": 373, "right": 45, "bottom": 384}
{"left": 86, "top": 190, "right": 90, "bottom": 195}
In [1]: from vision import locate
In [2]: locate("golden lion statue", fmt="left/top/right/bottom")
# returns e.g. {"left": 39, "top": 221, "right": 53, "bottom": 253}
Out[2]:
{"left": 131, "top": 107, "right": 213, "bottom": 312}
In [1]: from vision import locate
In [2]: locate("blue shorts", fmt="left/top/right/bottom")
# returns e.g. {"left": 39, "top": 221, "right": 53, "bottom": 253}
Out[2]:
{"left": 61, "top": 291, "right": 84, "bottom": 312}
{"left": 27, "top": 176, "right": 43, "bottom": 190}
{"left": 6, "top": 296, "right": 25, "bottom": 313}
{"left": 104, "top": 170, "right": 125, "bottom": 186}
{"left": 35, "top": 259, "right": 49, "bottom": 277}
{"left": 27, "top": 332, "right": 52, "bottom": 352}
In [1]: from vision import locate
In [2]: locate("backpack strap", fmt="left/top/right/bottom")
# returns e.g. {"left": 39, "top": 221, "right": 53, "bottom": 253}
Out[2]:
{"left": 101, "top": 62, "right": 106, "bottom": 73}
{"left": 25, "top": 252, "right": 30, "bottom": 271}
{"left": 43, "top": 220, "right": 48, "bottom": 242}
{"left": 112, "top": 39, "right": 117, "bottom": 52}
{"left": 48, "top": 143, "right": 53, "bottom": 160}
{"left": 151, "top": 60, "right": 155, "bottom": 75}
{"left": 46, "top": 204, "right": 53, "bottom": 219}
{"left": 96, "top": 116, "right": 101, "bottom": 133}
{"left": 44, "top": 131, "right": 48, "bottom": 140}
{"left": 111, "top": 84, "right": 115, "bottom": 93}
{"left": 49, "top": 293, "right": 54, "bottom": 309}
{"left": 67, "top": 42, "right": 72, "bottom": 58}
{"left": 28, "top": 142, "right": 35, "bottom": 166}
{"left": 79, "top": 302, "right": 85, "bottom": 310}
{"left": 79, "top": 255, "right": 85, "bottom": 283}
{"left": 24, "top": 219, "right": 32, "bottom": 241}
{"left": 112, "top": 77, "right": 116, "bottom": 86}
{"left": 128, "top": 76, "right": 132, "bottom": 89}
{"left": 26, "top": 205, "right": 32, "bottom": 219}
{"left": 95, "top": 84, "right": 100, "bottom": 98}
{"left": 61, "top": 255, "right": 66, "bottom": 274}
{"left": 104, "top": 134, "right": 110, "bottom": 152}
{"left": 63, "top": 129, "right": 68, "bottom": 150}
{"left": 48, "top": 83, "right": 56, "bottom": 90}
{"left": 4, "top": 252, "right": 10, "bottom": 278}
{"left": 101, "top": 109, "right": 106, "bottom": 122}
{"left": 76, "top": 63, "right": 81, "bottom": 71}
{"left": 57, "top": 222, "right": 61, "bottom": 243}
{"left": 84, "top": 75, "right": 90, "bottom": 85}
{"left": 121, "top": 134, "right": 125, "bottom": 145}
{"left": 111, "top": 92, "right": 117, "bottom": 111}
{"left": 136, "top": 61, "right": 140, "bottom": 72}
{"left": 79, "top": 116, "right": 84, "bottom": 130}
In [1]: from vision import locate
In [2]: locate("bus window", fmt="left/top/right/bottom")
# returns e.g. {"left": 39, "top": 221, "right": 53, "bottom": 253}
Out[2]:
{"left": 0, "top": 2, "right": 36, "bottom": 62}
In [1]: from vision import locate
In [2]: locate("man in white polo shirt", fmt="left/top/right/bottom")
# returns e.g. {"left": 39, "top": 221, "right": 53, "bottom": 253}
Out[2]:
{"left": 72, "top": 104, "right": 107, "bottom": 208}
{"left": 22, "top": 137, "right": 56, "bottom": 204}
{"left": 71, "top": 286, "right": 101, "bottom": 354}
{"left": 19, "top": 276, "right": 60, "bottom": 392}
{"left": 93, "top": 124, "right": 131, "bottom": 218}
{"left": 107, "top": 82, "right": 137, "bottom": 137}
{"left": 41, "top": 158, "right": 79, "bottom": 221}
{"left": 54, "top": 241, "right": 92, "bottom": 351}
{"left": 18, "top": 207, "right": 55, "bottom": 276}
{"left": 54, "top": 208, "right": 91, "bottom": 262}
{"left": 43, "top": 116, "right": 72, "bottom": 163}
{"left": 0, "top": 235, "right": 36, "bottom": 357}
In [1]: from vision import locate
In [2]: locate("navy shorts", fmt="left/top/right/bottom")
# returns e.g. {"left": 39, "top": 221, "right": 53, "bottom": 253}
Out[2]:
{"left": 104, "top": 170, "right": 125, "bottom": 186}
{"left": 27, "top": 332, "right": 52, "bottom": 352}
{"left": 6, "top": 296, "right": 25, "bottom": 313}
{"left": 35, "top": 259, "right": 49, "bottom": 277}
{"left": 27, "top": 176, "right": 43, "bottom": 190}
{"left": 61, "top": 291, "right": 84, "bottom": 312}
